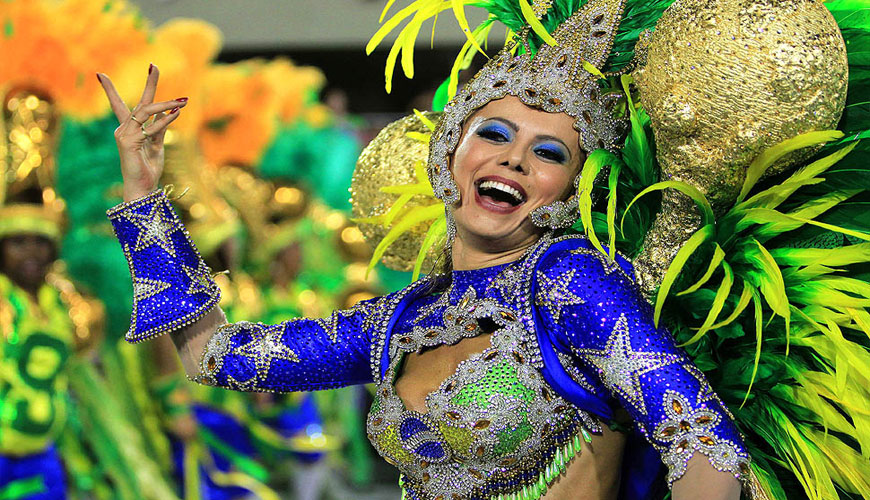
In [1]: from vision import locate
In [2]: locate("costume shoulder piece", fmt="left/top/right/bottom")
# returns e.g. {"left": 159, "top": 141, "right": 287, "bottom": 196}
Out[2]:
{"left": 533, "top": 237, "right": 755, "bottom": 491}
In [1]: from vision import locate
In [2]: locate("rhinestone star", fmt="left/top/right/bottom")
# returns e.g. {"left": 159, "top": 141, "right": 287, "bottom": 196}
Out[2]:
{"left": 315, "top": 301, "right": 373, "bottom": 342}
{"left": 133, "top": 275, "right": 171, "bottom": 302}
{"left": 573, "top": 314, "right": 681, "bottom": 415}
{"left": 182, "top": 261, "right": 214, "bottom": 296}
{"left": 227, "top": 374, "right": 258, "bottom": 391}
{"left": 535, "top": 268, "right": 586, "bottom": 322}
{"left": 233, "top": 324, "right": 299, "bottom": 380}
{"left": 124, "top": 201, "right": 179, "bottom": 257}
{"left": 491, "top": 266, "right": 525, "bottom": 301}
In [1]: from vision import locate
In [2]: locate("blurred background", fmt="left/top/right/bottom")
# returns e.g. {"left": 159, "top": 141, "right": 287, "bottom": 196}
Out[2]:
{"left": 0, "top": 1, "right": 487, "bottom": 499}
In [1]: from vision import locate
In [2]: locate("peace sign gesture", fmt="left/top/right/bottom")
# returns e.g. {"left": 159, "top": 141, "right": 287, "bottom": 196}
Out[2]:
{"left": 96, "top": 64, "right": 189, "bottom": 202}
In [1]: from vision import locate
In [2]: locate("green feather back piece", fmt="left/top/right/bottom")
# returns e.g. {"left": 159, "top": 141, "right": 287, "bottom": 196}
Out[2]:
{"left": 572, "top": 2, "right": 870, "bottom": 497}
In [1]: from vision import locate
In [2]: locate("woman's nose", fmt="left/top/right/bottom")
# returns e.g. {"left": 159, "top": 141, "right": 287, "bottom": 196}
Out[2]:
{"left": 498, "top": 144, "right": 527, "bottom": 173}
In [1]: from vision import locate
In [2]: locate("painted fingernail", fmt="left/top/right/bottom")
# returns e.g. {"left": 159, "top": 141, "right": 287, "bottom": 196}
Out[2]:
{"left": 175, "top": 97, "right": 188, "bottom": 103}
{"left": 95, "top": 73, "right": 102, "bottom": 84}
{"left": 169, "top": 107, "right": 180, "bottom": 114}
{"left": 149, "top": 63, "right": 154, "bottom": 75}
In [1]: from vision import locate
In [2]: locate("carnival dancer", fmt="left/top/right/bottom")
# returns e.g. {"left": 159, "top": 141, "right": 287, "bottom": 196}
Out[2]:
{"left": 97, "top": 0, "right": 870, "bottom": 499}
{"left": 0, "top": 188, "right": 73, "bottom": 499}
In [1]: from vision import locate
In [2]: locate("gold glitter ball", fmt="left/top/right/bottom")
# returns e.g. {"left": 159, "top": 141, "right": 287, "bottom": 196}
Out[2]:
{"left": 631, "top": 0, "right": 848, "bottom": 295}
{"left": 350, "top": 112, "right": 442, "bottom": 272}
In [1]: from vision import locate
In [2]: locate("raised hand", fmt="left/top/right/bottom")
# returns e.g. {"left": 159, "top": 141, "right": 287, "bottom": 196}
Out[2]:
{"left": 96, "top": 64, "right": 188, "bottom": 202}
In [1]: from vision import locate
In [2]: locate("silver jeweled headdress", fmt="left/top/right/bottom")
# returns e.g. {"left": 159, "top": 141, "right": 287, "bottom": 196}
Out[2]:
{"left": 427, "top": 0, "right": 630, "bottom": 209}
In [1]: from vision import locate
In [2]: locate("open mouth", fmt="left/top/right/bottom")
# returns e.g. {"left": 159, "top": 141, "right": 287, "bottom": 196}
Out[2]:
{"left": 476, "top": 178, "right": 526, "bottom": 208}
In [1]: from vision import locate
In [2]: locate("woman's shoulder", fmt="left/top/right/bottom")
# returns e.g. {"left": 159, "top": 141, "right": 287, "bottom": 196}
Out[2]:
{"left": 535, "top": 233, "right": 636, "bottom": 284}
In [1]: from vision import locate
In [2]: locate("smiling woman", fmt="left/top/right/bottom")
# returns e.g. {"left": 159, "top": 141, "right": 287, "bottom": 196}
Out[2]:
{"left": 450, "top": 96, "right": 583, "bottom": 269}
{"left": 98, "top": 0, "right": 870, "bottom": 499}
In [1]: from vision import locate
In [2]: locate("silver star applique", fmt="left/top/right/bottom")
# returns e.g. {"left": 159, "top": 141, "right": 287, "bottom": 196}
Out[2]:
{"left": 573, "top": 314, "right": 681, "bottom": 415}
{"left": 133, "top": 275, "right": 171, "bottom": 302}
{"left": 125, "top": 201, "right": 179, "bottom": 257}
{"left": 227, "top": 374, "right": 258, "bottom": 392}
{"left": 129, "top": 250, "right": 172, "bottom": 301}
{"left": 490, "top": 266, "right": 525, "bottom": 301}
{"left": 182, "top": 261, "right": 214, "bottom": 296}
{"left": 315, "top": 300, "right": 376, "bottom": 342}
{"left": 233, "top": 323, "right": 299, "bottom": 380}
{"left": 535, "top": 268, "right": 586, "bottom": 322}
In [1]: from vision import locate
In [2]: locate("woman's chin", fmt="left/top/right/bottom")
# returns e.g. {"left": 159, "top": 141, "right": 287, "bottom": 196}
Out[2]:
{"left": 457, "top": 214, "right": 539, "bottom": 248}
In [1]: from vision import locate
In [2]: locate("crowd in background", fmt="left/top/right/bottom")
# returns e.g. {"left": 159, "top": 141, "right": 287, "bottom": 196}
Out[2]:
{"left": 0, "top": 0, "right": 414, "bottom": 498}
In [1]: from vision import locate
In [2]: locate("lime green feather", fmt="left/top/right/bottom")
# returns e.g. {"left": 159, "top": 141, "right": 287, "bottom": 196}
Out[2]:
{"left": 678, "top": 244, "right": 725, "bottom": 296}
{"left": 679, "top": 260, "right": 733, "bottom": 346}
{"left": 606, "top": 163, "right": 621, "bottom": 259}
{"left": 736, "top": 130, "right": 846, "bottom": 204}
{"left": 653, "top": 224, "right": 714, "bottom": 327}
{"left": 414, "top": 216, "right": 447, "bottom": 280}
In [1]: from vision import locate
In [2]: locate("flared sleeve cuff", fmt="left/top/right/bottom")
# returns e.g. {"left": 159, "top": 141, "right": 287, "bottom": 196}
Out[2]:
{"left": 107, "top": 189, "right": 221, "bottom": 343}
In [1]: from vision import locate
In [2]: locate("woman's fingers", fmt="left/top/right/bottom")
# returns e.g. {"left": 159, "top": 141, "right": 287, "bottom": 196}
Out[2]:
{"left": 131, "top": 99, "right": 188, "bottom": 125}
{"left": 144, "top": 108, "right": 181, "bottom": 142}
{"left": 136, "top": 63, "right": 160, "bottom": 111}
{"left": 96, "top": 72, "right": 129, "bottom": 123}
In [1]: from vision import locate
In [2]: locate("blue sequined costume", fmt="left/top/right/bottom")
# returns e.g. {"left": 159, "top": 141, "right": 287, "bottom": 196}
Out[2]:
{"left": 109, "top": 190, "right": 752, "bottom": 500}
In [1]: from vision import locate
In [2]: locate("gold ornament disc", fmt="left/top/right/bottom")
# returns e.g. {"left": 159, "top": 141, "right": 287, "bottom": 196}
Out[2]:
{"left": 351, "top": 112, "right": 442, "bottom": 272}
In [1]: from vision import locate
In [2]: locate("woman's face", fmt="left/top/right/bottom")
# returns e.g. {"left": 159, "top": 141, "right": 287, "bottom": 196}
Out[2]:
{"left": 450, "top": 96, "right": 584, "bottom": 252}
{"left": 0, "top": 234, "right": 56, "bottom": 294}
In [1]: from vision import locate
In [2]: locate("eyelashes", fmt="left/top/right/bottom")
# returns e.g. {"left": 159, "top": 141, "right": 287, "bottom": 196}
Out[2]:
{"left": 476, "top": 122, "right": 512, "bottom": 142}
{"left": 474, "top": 120, "right": 570, "bottom": 164}
{"left": 533, "top": 144, "right": 568, "bottom": 163}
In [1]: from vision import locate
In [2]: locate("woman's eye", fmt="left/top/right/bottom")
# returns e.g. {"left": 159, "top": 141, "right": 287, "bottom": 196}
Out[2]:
{"left": 476, "top": 124, "right": 511, "bottom": 142}
{"left": 534, "top": 145, "right": 567, "bottom": 163}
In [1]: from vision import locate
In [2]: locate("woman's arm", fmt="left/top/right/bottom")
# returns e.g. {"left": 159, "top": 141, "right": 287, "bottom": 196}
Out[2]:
{"left": 535, "top": 241, "right": 749, "bottom": 499}
{"left": 672, "top": 455, "right": 742, "bottom": 500}
{"left": 108, "top": 188, "right": 384, "bottom": 392}
{"left": 98, "top": 68, "right": 384, "bottom": 392}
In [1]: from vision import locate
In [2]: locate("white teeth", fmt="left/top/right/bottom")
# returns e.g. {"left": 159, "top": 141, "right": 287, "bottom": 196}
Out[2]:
{"left": 479, "top": 180, "right": 525, "bottom": 203}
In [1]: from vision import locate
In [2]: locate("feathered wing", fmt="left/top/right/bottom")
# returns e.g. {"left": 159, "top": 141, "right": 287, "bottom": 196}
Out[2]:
{"left": 364, "top": 1, "right": 870, "bottom": 498}
{"left": 576, "top": 2, "right": 870, "bottom": 497}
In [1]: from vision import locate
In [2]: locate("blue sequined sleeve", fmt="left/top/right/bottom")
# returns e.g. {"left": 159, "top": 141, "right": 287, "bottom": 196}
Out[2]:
{"left": 108, "top": 189, "right": 385, "bottom": 392}
{"left": 534, "top": 241, "right": 752, "bottom": 488}
{"left": 194, "top": 299, "right": 383, "bottom": 392}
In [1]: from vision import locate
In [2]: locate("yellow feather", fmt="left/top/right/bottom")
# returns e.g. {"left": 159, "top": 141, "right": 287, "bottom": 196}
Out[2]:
{"left": 736, "top": 130, "right": 845, "bottom": 204}
{"left": 380, "top": 185, "right": 434, "bottom": 195}
{"left": 412, "top": 109, "right": 437, "bottom": 131}
{"left": 366, "top": 204, "right": 445, "bottom": 276}
{"left": 379, "top": 0, "right": 399, "bottom": 22}
{"left": 406, "top": 131, "right": 431, "bottom": 143}
{"left": 678, "top": 244, "right": 725, "bottom": 296}
{"left": 606, "top": 164, "right": 620, "bottom": 260}
{"left": 413, "top": 215, "right": 447, "bottom": 280}
{"left": 582, "top": 59, "right": 606, "bottom": 79}
{"left": 518, "top": 0, "right": 557, "bottom": 46}
{"left": 653, "top": 225, "right": 714, "bottom": 327}
{"left": 680, "top": 261, "right": 733, "bottom": 346}
{"left": 451, "top": 0, "right": 486, "bottom": 56}
{"left": 708, "top": 279, "right": 754, "bottom": 330}
{"left": 740, "top": 288, "right": 764, "bottom": 407}
{"left": 368, "top": 0, "right": 432, "bottom": 54}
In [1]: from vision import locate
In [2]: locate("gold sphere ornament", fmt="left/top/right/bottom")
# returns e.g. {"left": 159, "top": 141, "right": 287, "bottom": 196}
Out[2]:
{"left": 351, "top": 112, "right": 442, "bottom": 272}
{"left": 631, "top": 0, "right": 848, "bottom": 294}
